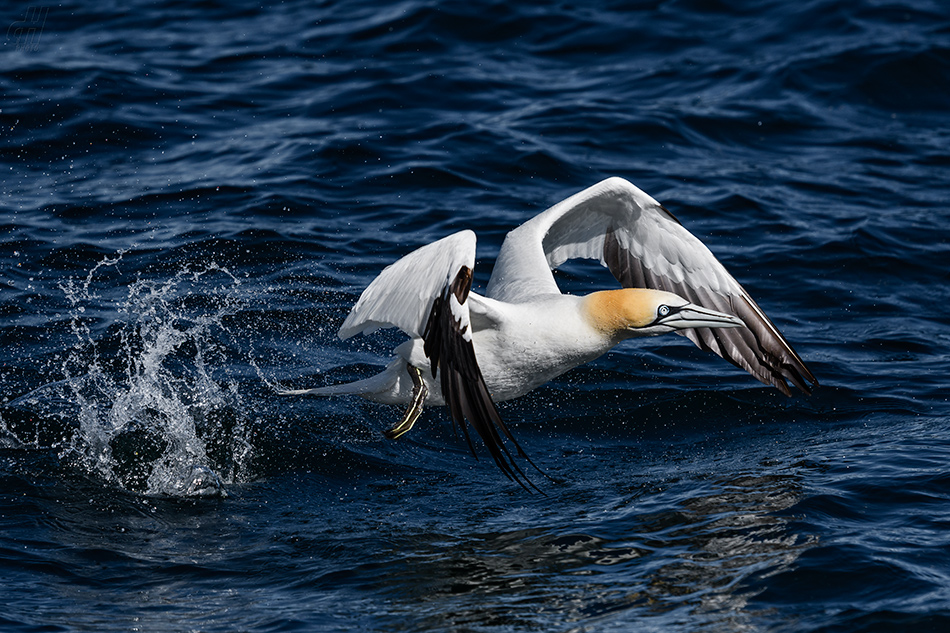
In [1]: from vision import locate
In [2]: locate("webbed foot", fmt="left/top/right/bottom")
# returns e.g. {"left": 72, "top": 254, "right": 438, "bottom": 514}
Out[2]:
{"left": 384, "top": 363, "right": 428, "bottom": 439}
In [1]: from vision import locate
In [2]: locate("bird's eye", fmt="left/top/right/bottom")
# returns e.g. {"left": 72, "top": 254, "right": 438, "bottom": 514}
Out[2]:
{"left": 657, "top": 304, "right": 670, "bottom": 317}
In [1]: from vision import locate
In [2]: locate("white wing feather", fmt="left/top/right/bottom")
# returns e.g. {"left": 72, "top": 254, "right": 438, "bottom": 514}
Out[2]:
{"left": 486, "top": 177, "right": 732, "bottom": 301}
{"left": 338, "top": 230, "right": 476, "bottom": 340}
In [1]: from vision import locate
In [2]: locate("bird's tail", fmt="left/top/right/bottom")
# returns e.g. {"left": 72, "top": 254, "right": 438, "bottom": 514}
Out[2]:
{"left": 278, "top": 362, "right": 401, "bottom": 398}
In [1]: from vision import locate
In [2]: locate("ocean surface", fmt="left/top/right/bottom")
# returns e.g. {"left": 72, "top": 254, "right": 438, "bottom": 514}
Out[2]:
{"left": 2, "top": 0, "right": 949, "bottom": 631}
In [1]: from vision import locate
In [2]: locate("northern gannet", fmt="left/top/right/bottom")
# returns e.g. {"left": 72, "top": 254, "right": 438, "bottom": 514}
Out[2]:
{"left": 283, "top": 178, "right": 817, "bottom": 487}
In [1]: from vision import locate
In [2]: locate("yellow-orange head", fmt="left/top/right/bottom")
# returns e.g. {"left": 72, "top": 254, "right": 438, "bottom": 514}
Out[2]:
{"left": 582, "top": 288, "right": 744, "bottom": 340}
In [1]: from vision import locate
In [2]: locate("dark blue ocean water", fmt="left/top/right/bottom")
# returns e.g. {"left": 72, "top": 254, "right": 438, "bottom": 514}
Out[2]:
{"left": 2, "top": 0, "right": 950, "bottom": 630}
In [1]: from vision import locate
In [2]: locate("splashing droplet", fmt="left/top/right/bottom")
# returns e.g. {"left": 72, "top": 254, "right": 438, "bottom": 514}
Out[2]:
{"left": 8, "top": 254, "right": 253, "bottom": 498}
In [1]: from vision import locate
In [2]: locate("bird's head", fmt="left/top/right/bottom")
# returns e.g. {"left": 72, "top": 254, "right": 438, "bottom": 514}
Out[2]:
{"left": 584, "top": 288, "right": 745, "bottom": 340}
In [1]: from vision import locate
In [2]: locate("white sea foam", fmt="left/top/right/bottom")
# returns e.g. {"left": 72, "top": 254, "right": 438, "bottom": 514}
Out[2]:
{"left": 7, "top": 254, "right": 253, "bottom": 497}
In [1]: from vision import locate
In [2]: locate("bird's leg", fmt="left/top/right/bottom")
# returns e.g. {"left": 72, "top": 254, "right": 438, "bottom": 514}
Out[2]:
{"left": 384, "top": 364, "right": 428, "bottom": 440}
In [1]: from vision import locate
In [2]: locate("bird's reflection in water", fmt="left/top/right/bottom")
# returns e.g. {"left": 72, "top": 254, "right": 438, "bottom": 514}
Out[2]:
{"left": 376, "top": 470, "right": 815, "bottom": 631}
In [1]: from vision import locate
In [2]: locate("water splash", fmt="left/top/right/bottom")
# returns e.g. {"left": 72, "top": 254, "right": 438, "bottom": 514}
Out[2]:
{"left": 7, "top": 254, "right": 253, "bottom": 497}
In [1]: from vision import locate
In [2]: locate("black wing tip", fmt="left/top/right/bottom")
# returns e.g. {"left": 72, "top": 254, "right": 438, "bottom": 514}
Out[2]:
{"left": 755, "top": 348, "right": 817, "bottom": 397}
{"left": 780, "top": 367, "right": 819, "bottom": 397}
{"left": 707, "top": 295, "right": 819, "bottom": 398}
{"left": 423, "top": 265, "right": 548, "bottom": 493}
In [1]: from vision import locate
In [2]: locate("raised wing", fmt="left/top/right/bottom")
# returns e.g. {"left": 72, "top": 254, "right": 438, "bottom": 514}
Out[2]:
{"left": 338, "top": 230, "right": 540, "bottom": 488}
{"left": 486, "top": 177, "right": 817, "bottom": 395}
{"left": 338, "top": 231, "right": 477, "bottom": 339}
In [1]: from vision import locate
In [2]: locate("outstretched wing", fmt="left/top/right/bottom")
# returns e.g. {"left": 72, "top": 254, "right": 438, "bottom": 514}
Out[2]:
{"left": 338, "top": 230, "right": 539, "bottom": 489}
{"left": 486, "top": 177, "right": 817, "bottom": 395}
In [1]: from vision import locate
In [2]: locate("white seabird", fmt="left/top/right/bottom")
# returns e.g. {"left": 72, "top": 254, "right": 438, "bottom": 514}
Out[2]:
{"left": 282, "top": 177, "right": 817, "bottom": 487}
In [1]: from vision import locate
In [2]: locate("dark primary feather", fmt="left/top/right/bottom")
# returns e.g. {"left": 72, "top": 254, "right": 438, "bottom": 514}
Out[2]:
{"left": 603, "top": 226, "right": 817, "bottom": 395}
{"left": 422, "top": 266, "right": 541, "bottom": 492}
